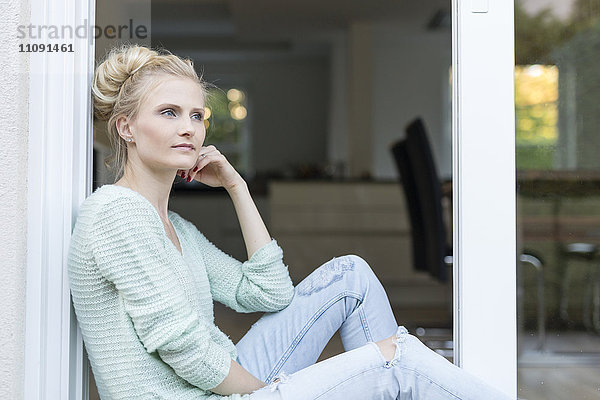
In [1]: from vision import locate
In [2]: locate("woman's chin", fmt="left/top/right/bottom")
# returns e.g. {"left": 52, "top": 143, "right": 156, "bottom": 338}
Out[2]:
{"left": 172, "top": 165, "right": 196, "bottom": 174}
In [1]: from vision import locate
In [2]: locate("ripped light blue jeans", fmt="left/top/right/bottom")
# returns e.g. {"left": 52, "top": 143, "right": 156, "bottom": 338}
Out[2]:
{"left": 228, "top": 255, "right": 511, "bottom": 400}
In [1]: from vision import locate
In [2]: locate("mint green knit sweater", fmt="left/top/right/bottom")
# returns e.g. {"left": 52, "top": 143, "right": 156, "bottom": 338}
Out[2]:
{"left": 67, "top": 184, "right": 295, "bottom": 400}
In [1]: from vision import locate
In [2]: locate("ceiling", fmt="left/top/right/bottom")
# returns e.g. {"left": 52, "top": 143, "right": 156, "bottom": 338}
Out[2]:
{"left": 150, "top": 0, "right": 450, "bottom": 54}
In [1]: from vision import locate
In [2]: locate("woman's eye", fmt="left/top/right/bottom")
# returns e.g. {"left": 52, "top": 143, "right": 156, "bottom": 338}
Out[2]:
{"left": 162, "top": 109, "right": 176, "bottom": 117}
{"left": 192, "top": 113, "right": 204, "bottom": 121}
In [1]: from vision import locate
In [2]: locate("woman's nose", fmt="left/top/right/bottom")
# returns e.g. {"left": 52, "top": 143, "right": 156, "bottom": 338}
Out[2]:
{"left": 179, "top": 119, "right": 195, "bottom": 136}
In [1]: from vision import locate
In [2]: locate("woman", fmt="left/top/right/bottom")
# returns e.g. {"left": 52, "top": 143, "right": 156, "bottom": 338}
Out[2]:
{"left": 67, "top": 44, "right": 510, "bottom": 400}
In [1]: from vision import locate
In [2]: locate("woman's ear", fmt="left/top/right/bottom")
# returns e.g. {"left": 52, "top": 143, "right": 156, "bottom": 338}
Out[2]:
{"left": 115, "top": 115, "right": 132, "bottom": 139}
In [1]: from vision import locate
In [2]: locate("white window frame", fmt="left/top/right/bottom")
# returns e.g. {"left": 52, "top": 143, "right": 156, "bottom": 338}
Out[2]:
{"left": 24, "top": 0, "right": 95, "bottom": 398}
{"left": 452, "top": 0, "right": 516, "bottom": 397}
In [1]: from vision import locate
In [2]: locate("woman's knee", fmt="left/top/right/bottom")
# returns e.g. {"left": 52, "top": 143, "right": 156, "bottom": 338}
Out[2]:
{"left": 295, "top": 255, "right": 373, "bottom": 297}
{"left": 340, "top": 254, "right": 379, "bottom": 282}
{"left": 328, "top": 254, "right": 379, "bottom": 291}
{"left": 323, "top": 254, "right": 377, "bottom": 285}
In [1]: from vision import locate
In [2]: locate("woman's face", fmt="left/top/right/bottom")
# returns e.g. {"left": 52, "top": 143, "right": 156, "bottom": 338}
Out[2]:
{"left": 124, "top": 75, "right": 206, "bottom": 173}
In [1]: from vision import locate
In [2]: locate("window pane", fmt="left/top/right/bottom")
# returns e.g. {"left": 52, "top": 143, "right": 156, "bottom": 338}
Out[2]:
{"left": 516, "top": 1, "right": 600, "bottom": 398}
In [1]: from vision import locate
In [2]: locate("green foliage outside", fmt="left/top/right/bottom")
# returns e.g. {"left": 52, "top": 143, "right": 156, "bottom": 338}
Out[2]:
{"left": 205, "top": 88, "right": 245, "bottom": 144}
{"left": 515, "top": 0, "right": 600, "bottom": 65}
{"left": 203, "top": 87, "right": 247, "bottom": 173}
{"left": 515, "top": 65, "right": 557, "bottom": 170}
{"left": 515, "top": 0, "right": 600, "bottom": 170}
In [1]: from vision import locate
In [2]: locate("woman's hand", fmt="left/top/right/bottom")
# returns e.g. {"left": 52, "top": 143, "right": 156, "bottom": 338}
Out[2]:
{"left": 177, "top": 145, "right": 244, "bottom": 191}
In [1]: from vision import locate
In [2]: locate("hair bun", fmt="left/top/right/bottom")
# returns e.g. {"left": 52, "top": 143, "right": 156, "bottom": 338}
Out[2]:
{"left": 92, "top": 44, "right": 158, "bottom": 121}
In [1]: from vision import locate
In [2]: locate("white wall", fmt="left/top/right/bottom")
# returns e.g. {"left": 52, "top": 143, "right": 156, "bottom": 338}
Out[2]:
{"left": 327, "top": 32, "right": 349, "bottom": 176}
{"left": 371, "top": 22, "right": 452, "bottom": 180}
{"left": 0, "top": 0, "right": 30, "bottom": 398}
{"left": 327, "top": 20, "right": 452, "bottom": 180}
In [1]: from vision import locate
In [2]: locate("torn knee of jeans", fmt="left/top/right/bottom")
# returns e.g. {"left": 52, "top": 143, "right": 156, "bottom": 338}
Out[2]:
{"left": 267, "top": 371, "right": 291, "bottom": 391}
{"left": 296, "top": 256, "right": 356, "bottom": 296}
{"left": 384, "top": 326, "right": 408, "bottom": 369}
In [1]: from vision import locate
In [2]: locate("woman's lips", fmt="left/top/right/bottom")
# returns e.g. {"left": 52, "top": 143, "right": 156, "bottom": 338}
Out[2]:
{"left": 172, "top": 145, "right": 194, "bottom": 151}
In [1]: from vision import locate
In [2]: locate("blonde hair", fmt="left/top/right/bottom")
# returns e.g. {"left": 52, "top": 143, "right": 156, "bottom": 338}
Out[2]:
{"left": 92, "top": 43, "right": 209, "bottom": 181}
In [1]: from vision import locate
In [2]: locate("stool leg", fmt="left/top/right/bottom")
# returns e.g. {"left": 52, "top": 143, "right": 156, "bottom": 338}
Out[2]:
{"left": 593, "top": 267, "right": 600, "bottom": 333}
{"left": 583, "top": 265, "right": 593, "bottom": 331}
{"left": 560, "top": 264, "right": 573, "bottom": 325}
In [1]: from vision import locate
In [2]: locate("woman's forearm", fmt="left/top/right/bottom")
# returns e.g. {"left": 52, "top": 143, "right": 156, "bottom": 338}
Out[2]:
{"left": 226, "top": 180, "right": 272, "bottom": 259}
{"left": 209, "top": 359, "right": 266, "bottom": 396}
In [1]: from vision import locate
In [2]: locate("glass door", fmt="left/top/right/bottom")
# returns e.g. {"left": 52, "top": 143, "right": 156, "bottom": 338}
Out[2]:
{"left": 515, "top": 1, "right": 600, "bottom": 399}
{"left": 455, "top": 0, "right": 600, "bottom": 397}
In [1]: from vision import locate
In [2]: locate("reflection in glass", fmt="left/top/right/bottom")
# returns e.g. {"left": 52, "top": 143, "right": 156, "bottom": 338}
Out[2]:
{"left": 204, "top": 87, "right": 250, "bottom": 176}
{"left": 515, "top": 65, "right": 558, "bottom": 170}
{"left": 516, "top": 1, "right": 600, "bottom": 399}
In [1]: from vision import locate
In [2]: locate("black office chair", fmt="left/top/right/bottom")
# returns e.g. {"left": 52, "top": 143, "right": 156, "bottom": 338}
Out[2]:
{"left": 395, "top": 119, "right": 451, "bottom": 282}
{"left": 390, "top": 117, "right": 547, "bottom": 353}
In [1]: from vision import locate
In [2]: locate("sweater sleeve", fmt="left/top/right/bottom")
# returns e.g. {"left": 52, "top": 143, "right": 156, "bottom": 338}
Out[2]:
{"left": 182, "top": 218, "right": 295, "bottom": 313}
{"left": 90, "top": 196, "right": 232, "bottom": 392}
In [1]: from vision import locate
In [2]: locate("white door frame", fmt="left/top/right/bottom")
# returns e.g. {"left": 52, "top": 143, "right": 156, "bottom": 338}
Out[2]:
{"left": 23, "top": 0, "right": 516, "bottom": 397}
{"left": 24, "top": 0, "right": 95, "bottom": 398}
{"left": 452, "top": 0, "right": 516, "bottom": 396}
